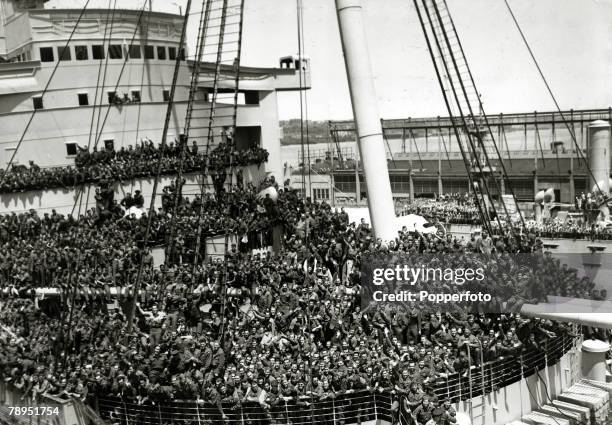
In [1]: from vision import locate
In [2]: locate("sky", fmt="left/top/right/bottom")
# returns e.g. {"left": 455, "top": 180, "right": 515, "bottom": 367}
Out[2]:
{"left": 47, "top": 0, "right": 612, "bottom": 120}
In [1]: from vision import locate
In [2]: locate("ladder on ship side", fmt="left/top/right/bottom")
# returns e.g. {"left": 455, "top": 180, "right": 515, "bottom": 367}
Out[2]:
{"left": 163, "top": 0, "right": 246, "bottom": 266}
{"left": 168, "top": 0, "right": 245, "bottom": 200}
{"left": 419, "top": 0, "right": 495, "bottom": 169}
{"left": 187, "top": 0, "right": 246, "bottom": 266}
{"left": 183, "top": 0, "right": 246, "bottom": 149}
{"left": 466, "top": 343, "right": 487, "bottom": 425}
{"left": 413, "top": 0, "right": 527, "bottom": 232}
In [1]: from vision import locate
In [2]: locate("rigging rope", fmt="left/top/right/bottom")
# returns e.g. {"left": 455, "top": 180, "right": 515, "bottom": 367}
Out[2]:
{"left": 381, "top": 121, "right": 397, "bottom": 170}
{"left": 437, "top": 119, "right": 453, "bottom": 168}
{"left": 91, "top": 0, "right": 118, "bottom": 151}
{"left": 504, "top": 0, "right": 603, "bottom": 195}
{"left": 327, "top": 122, "right": 345, "bottom": 167}
{"left": 296, "top": 0, "right": 309, "bottom": 198}
{"left": 499, "top": 120, "right": 513, "bottom": 167}
{"left": 298, "top": 0, "right": 316, "bottom": 401}
{"left": 407, "top": 123, "right": 424, "bottom": 170}
{"left": 299, "top": 0, "right": 312, "bottom": 199}
{"left": 134, "top": 3, "right": 153, "bottom": 146}
{"left": 441, "top": 0, "right": 527, "bottom": 231}
{"left": 168, "top": 0, "right": 213, "bottom": 265}
{"left": 126, "top": 0, "right": 195, "bottom": 334}
{"left": 412, "top": 0, "right": 492, "bottom": 234}
{"left": 192, "top": 0, "right": 232, "bottom": 268}
{"left": 85, "top": 0, "right": 151, "bottom": 215}
{"left": 219, "top": 0, "right": 246, "bottom": 342}
{"left": 87, "top": 0, "right": 116, "bottom": 152}
{"left": 54, "top": 1, "right": 116, "bottom": 362}
{"left": 77, "top": 0, "right": 117, "bottom": 218}
{"left": 91, "top": 3, "right": 154, "bottom": 151}
{"left": 426, "top": 0, "right": 510, "bottom": 230}
{"left": 533, "top": 113, "right": 548, "bottom": 169}
{"left": 0, "top": 0, "right": 93, "bottom": 188}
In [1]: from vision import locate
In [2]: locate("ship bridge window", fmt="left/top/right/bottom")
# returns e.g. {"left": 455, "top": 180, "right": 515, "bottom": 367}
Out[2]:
{"left": 129, "top": 45, "right": 141, "bottom": 59}
{"left": 92, "top": 45, "right": 104, "bottom": 60}
{"left": 78, "top": 93, "right": 89, "bottom": 106}
{"left": 144, "top": 45, "right": 155, "bottom": 59}
{"left": 65, "top": 142, "right": 78, "bottom": 157}
{"left": 57, "top": 46, "right": 71, "bottom": 61}
{"left": 108, "top": 45, "right": 122, "bottom": 59}
{"left": 244, "top": 91, "right": 259, "bottom": 105}
{"left": 234, "top": 126, "right": 262, "bottom": 150}
{"left": 75, "top": 45, "right": 88, "bottom": 60}
{"left": 32, "top": 96, "right": 43, "bottom": 110}
{"left": 104, "top": 139, "right": 115, "bottom": 151}
{"left": 162, "top": 90, "right": 170, "bottom": 102}
{"left": 131, "top": 90, "right": 141, "bottom": 103}
{"left": 157, "top": 46, "right": 166, "bottom": 60}
{"left": 39, "top": 47, "right": 54, "bottom": 62}
{"left": 107, "top": 91, "right": 117, "bottom": 104}
{"left": 313, "top": 188, "right": 330, "bottom": 201}
{"left": 168, "top": 47, "right": 177, "bottom": 60}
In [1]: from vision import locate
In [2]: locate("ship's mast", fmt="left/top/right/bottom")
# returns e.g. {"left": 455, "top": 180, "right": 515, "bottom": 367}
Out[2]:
{"left": 335, "top": 0, "right": 396, "bottom": 242}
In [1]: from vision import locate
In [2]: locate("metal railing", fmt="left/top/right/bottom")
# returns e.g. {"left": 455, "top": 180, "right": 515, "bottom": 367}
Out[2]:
{"left": 92, "top": 333, "right": 577, "bottom": 425}
{"left": 97, "top": 391, "right": 392, "bottom": 425}
{"left": 429, "top": 332, "right": 577, "bottom": 404}
{"left": 297, "top": 147, "right": 356, "bottom": 165}
{"left": 329, "top": 108, "right": 612, "bottom": 132}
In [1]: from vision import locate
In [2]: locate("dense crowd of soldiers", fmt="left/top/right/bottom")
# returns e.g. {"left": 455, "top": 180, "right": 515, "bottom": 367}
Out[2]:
{"left": 0, "top": 175, "right": 598, "bottom": 425}
{"left": 0, "top": 140, "right": 268, "bottom": 194}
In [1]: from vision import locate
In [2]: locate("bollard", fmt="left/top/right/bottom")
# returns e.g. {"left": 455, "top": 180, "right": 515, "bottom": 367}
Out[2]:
{"left": 581, "top": 339, "right": 611, "bottom": 382}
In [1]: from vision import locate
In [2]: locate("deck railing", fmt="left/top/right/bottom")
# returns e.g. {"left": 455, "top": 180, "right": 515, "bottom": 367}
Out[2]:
{"left": 91, "top": 333, "right": 577, "bottom": 425}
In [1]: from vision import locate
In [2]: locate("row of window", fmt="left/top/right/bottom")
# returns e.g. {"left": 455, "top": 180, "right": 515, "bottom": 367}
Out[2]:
{"left": 4, "top": 140, "right": 114, "bottom": 163}
{"left": 313, "top": 188, "right": 330, "bottom": 200}
{"left": 31, "top": 90, "right": 172, "bottom": 110}
{"left": 64, "top": 140, "right": 114, "bottom": 157}
{"left": 39, "top": 44, "right": 182, "bottom": 63}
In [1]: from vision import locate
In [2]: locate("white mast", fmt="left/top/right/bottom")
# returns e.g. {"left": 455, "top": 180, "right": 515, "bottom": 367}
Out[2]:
{"left": 335, "top": 0, "right": 396, "bottom": 242}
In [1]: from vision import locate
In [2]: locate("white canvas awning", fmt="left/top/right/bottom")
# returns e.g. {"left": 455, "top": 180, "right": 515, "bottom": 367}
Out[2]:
{"left": 344, "top": 207, "right": 437, "bottom": 235}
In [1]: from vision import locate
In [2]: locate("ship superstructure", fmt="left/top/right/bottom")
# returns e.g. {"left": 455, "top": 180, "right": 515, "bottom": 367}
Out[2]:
{"left": 0, "top": 0, "right": 310, "bottom": 181}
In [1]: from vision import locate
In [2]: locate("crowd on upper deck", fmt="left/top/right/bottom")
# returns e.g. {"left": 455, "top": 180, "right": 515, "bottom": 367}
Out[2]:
{"left": 0, "top": 140, "right": 268, "bottom": 194}
{"left": 398, "top": 194, "right": 480, "bottom": 225}
{"left": 396, "top": 191, "right": 612, "bottom": 243}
